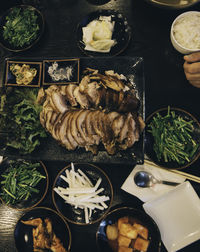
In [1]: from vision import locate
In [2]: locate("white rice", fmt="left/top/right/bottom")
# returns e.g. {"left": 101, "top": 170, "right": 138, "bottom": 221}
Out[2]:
{"left": 173, "top": 13, "right": 200, "bottom": 49}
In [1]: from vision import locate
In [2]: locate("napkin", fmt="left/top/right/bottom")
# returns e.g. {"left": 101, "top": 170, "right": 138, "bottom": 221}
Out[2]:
{"left": 121, "top": 162, "right": 185, "bottom": 202}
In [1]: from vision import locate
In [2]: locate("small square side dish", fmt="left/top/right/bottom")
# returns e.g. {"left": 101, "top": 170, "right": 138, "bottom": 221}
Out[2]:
{"left": 143, "top": 181, "right": 200, "bottom": 252}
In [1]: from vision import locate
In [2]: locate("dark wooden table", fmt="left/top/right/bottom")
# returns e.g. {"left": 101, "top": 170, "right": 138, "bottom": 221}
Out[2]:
{"left": 1, "top": 0, "right": 200, "bottom": 251}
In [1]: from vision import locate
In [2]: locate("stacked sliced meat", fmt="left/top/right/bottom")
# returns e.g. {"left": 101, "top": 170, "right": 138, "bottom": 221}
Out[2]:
{"left": 37, "top": 70, "right": 145, "bottom": 155}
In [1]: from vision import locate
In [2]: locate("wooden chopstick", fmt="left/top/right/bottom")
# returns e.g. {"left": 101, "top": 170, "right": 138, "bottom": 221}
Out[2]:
{"left": 144, "top": 159, "right": 200, "bottom": 183}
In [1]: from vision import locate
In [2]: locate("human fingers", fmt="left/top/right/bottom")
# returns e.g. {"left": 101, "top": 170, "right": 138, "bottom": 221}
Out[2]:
{"left": 184, "top": 52, "right": 200, "bottom": 63}
{"left": 183, "top": 61, "right": 200, "bottom": 74}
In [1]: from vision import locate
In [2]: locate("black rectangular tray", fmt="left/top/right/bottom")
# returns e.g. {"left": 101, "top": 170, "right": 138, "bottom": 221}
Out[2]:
{"left": 0, "top": 57, "right": 145, "bottom": 165}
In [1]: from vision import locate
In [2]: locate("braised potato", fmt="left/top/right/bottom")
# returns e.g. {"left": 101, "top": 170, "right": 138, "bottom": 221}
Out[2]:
{"left": 118, "top": 234, "right": 131, "bottom": 247}
{"left": 106, "top": 216, "right": 150, "bottom": 252}
{"left": 133, "top": 223, "right": 148, "bottom": 240}
{"left": 134, "top": 237, "right": 150, "bottom": 252}
{"left": 106, "top": 224, "right": 118, "bottom": 240}
{"left": 119, "top": 223, "right": 138, "bottom": 239}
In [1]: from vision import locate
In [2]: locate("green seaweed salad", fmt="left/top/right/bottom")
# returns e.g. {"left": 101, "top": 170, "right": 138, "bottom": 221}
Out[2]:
{"left": 0, "top": 87, "right": 47, "bottom": 154}
{"left": 148, "top": 107, "right": 200, "bottom": 165}
{"left": 3, "top": 7, "right": 40, "bottom": 48}
{"left": 0, "top": 159, "right": 46, "bottom": 205}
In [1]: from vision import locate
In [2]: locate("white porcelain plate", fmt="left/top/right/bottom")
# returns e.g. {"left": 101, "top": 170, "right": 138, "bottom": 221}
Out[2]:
{"left": 143, "top": 181, "right": 200, "bottom": 252}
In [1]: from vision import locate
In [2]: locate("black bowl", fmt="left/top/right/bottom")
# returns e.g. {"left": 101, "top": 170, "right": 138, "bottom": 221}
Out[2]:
{"left": 0, "top": 5, "right": 45, "bottom": 52}
{"left": 144, "top": 0, "right": 200, "bottom": 9}
{"left": 52, "top": 163, "right": 113, "bottom": 225}
{"left": 14, "top": 207, "right": 71, "bottom": 252}
{"left": 145, "top": 107, "right": 200, "bottom": 169}
{"left": 0, "top": 158, "right": 49, "bottom": 210}
{"left": 77, "top": 10, "right": 131, "bottom": 57}
{"left": 96, "top": 206, "right": 161, "bottom": 252}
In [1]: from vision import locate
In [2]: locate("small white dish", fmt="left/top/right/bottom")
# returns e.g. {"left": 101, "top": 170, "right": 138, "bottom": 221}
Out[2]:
{"left": 170, "top": 11, "right": 200, "bottom": 54}
{"left": 143, "top": 181, "right": 200, "bottom": 252}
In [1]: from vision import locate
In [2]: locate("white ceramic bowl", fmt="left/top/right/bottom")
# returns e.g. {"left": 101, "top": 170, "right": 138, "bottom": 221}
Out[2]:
{"left": 170, "top": 11, "right": 200, "bottom": 54}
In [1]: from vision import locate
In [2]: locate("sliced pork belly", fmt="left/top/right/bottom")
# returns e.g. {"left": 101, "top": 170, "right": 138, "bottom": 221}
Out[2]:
{"left": 65, "top": 84, "right": 78, "bottom": 107}
{"left": 73, "top": 86, "right": 89, "bottom": 109}
{"left": 85, "top": 111, "right": 100, "bottom": 145}
{"left": 70, "top": 110, "right": 86, "bottom": 147}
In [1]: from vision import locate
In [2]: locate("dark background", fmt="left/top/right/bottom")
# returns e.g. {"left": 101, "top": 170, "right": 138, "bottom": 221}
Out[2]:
{"left": 1, "top": 0, "right": 200, "bottom": 251}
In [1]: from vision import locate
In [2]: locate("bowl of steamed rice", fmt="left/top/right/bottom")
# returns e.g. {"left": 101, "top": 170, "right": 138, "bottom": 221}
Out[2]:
{"left": 170, "top": 11, "right": 200, "bottom": 54}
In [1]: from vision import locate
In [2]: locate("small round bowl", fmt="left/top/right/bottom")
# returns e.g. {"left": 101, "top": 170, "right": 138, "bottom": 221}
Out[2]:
{"left": 145, "top": 107, "right": 200, "bottom": 169}
{"left": 14, "top": 207, "right": 71, "bottom": 252}
{"left": 0, "top": 5, "right": 45, "bottom": 52}
{"left": 0, "top": 158, "right": 49, "bottom": 210}
{"left": 170, "top": 11, "right": 200, "bottom": 54}
{"left": 145, "top": 0, "right": 200, "bottom": 9}
{"left": 76, "top": 10, "right": 131, "bottom": 57}
{"left": 52, "top": 163, "right": 113, "bottom": 225}
{"left": 96, "top": 206, "right": 162, "bottom": 252}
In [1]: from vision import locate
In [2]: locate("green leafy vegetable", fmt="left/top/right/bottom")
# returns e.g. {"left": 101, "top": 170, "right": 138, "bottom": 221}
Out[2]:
{"left": 0, "top": 88, "right": 47, "bottom": 154}
{"left": 148, "top": 106, "right": 199, "bottom": 165}
{"left": 3, "top": 7, "right": 40, "bottom": 48}
{"left": 0, "top": 159, "right": 46, "bottom": 205}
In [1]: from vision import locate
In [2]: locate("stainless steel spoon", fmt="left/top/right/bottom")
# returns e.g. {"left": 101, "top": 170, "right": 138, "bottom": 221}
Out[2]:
{"left": 134, "top": 171, "right": 180, "bottom": 188}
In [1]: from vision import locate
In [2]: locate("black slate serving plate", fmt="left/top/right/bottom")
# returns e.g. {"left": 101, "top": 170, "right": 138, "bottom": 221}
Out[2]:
{"left": 96, "top": 206, "right": 162, "bottom": 252}
{"left": 0, "top": 56, "right": 144, "bottom": 165}
{"left": 77, "top": 10, "right": 131, "bottom": 57}
{"left": 0, "top": 5, "right": 45, "bottom": 52}
{"left": 52, "top": 163, "right": 113, "bottom": 225}
{"left": 145, "top": 107, "right": 200, "bottom": 169}
{"left": 14, "top": 207, "right": 71, "bottom": 252}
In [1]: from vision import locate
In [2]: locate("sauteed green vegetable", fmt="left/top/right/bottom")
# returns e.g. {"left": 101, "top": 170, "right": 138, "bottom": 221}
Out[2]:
{"left": 148, "top": 107, "right": 199, "bottom": 164}
{"left": 3, "top": 7, "right": 39, "bottom": 48}
{"left": 0, "top": 160, "right": 45, "bottom": 205}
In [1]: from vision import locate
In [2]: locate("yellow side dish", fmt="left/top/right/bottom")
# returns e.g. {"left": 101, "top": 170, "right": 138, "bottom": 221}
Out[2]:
{"left": 10, "top": 64, "right": 37, "bottom": 85}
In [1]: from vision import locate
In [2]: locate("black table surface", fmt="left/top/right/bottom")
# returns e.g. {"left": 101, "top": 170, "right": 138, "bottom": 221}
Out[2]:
{"left": 1, "top": 0, "right": 200, "bottom": 252}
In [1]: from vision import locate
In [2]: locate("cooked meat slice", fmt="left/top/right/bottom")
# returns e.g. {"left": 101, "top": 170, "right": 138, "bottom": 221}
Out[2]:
{"left": 118, "top": 90, "right": 140, "bottom": 113}
{"left": 101, "top": 112, "right": 117, "bottom": 155}
{"left": 60, "top": 85, "right": 67, "bottom": 96}
{"left": 57, "top": 112, "right": 75, "bottom": 150}
{"left": 36, "top": 88, "right": 46, "bottom": 104}
{"left": 118, "top": 113, "right": 131, "bottom": 144}
{"left": 85, "top": 111, "right": 101, "bottom": 145}
{"left": 79, "top": 75, "right": 90, "bottom": 92}
{"left": 76, "top": 109, "right": 94, "bottom": 145}
{"left": 45, "top": 110, "right": 54, "bottom": 132}
{"left": 70, "top": 110, "right": 86, "bottom": 146}
{"left": 112, "top": 114, "right": 125, "bottom": 138}
{"left": 51, "top": 92, "right": 68, "bottom": 113}
{"left": 73, "top": 86, "right": 89, "bottom": 109}
{"left": 83, "top": 82, "right": 101, "bottom": 106}
{"left": 126, "top": 116, "right": 137, "bottom": 148}
{"left": 45, "top": 84, "right": 60, "bottom": 96}
{"left": 105, "top": 70, "right": 121, "bottom": 79}
{"left": 92, "top": 110, "right": 104, "bottom": 138}
{"left": 66, "top": 112, "right": 79, "bottom": 150}
{"left": 51, "top": 113, "right": 64, "bottom": 140}
{"left": 50, "top": 112, "right": 59, "bottom": 126}
{"left": 65, "top": 84, "right": 78, "bottom": 106}
{"left": 40, "top": 111, "right": 45, "bottom": 128}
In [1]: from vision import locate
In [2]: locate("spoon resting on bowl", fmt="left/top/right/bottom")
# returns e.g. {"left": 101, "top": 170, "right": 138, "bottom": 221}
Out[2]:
{"left": 134, "top": 171, "right": 180, "bottom": 188}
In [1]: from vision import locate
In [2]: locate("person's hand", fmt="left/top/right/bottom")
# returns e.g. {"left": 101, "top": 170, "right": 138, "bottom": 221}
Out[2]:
{"left": 183, "top": 52, "right": 200, "bottom": 88}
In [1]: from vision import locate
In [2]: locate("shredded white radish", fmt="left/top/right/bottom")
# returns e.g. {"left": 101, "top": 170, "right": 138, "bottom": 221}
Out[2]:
{"left": 54, "top": 163, "right": 110, "bottom": 224}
